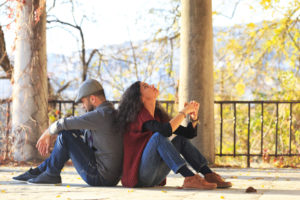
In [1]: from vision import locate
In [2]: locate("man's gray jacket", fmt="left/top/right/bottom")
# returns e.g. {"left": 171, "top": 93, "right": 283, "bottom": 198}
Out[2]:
{"left": 48, "top": 101, "right": 122, "bottom": 185}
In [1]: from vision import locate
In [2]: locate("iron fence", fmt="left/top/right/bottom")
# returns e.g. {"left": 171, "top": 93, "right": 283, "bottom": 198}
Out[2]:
{"left": 1, "top": 99, "right": 300, "bottom": 167}
{"left": 215, "top": 100, "right": 300, "bottom": 167}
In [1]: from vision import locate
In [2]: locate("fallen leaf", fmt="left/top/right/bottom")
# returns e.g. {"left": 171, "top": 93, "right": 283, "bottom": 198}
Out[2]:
{"left": 56, "top": 195, "right": 61, "bottom": 198}
{"left": 245, "top": 186, "right": 257, "bottom": 193}
{"left": 220, "top": 196, "right": 225, "bottom": 199}
{"left": 1, "top": 190, "right": 6, "bottom": 193}
{"left": 161, "top": 190, "right": 167, "bottom": 193}
{"left": 66, "top": 185, "right": 70, "bottom": 188}
{"left": 253, "top": 177, "right": 264, "bottom": 180}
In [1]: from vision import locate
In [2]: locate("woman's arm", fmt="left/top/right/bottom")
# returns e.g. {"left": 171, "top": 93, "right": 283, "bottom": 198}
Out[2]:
{"left": 169, "top": 102, "right": 196, "bottom": 132}
{"left": 174, "top": 122, "right": 197, "bottom": 139}
{"left": 142, "top": 120, "right": 172, "bottom": 137}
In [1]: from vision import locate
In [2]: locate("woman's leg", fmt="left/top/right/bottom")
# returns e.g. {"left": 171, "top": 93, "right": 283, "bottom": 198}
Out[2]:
{"left": 171, "top": 135, "right": 208, "bottom": 172}
{"left": 172, "top": 135, "right": 232, "bottom": 188}
{"left": 138, "top": 132, "right": 186, "bottom": 187}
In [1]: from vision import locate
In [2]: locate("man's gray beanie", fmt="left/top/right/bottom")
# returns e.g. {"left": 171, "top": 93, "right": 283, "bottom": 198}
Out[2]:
{"left": 75, "top": 79, "right": 103, "bottom": 103}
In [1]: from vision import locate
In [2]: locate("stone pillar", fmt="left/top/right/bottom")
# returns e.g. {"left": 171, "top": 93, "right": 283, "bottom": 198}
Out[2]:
{"left": 179, "top": 0, "right": 214, "bottom": 163}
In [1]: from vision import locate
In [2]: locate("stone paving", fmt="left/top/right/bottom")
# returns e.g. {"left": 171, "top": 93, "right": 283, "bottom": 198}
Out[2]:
{"left": 1, "top": 166, "right": 300, "bottom": 200}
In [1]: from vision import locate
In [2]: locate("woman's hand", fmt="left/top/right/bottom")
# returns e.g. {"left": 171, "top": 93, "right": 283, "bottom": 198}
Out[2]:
{"left": 181, "top": 102, "right": 196, "bottom": 116}
{"left": 189, "top": 101, "right": 200, "bottom": 120}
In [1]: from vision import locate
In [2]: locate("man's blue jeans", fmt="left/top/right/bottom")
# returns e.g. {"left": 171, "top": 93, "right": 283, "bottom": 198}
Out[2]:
{"left": 137, "top": 132, "right": 208, "bottom": 187}
{"left": 37, "top": 130, "right": 106, "bottom": 186}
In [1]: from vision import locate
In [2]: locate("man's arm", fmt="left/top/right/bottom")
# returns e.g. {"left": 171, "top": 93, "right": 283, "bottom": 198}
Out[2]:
{"left": 49, "top": 110, "right": 109, "bottom": 135}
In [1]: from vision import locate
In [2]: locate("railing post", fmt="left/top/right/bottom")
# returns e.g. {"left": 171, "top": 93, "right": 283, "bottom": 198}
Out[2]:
{"left": 5, "top": 100, "right": 11, "bottom": 159}
{"left": 233, "top": 103, "right": 236, "bottom": 157}
{"left": 220, "top": 103, "right": 223, "bottom": 156}
{"left": 59, "top": 101, "right": 62, "bottom": 119}
{"left": 289, "top": 103, "right": 292, "bottom": 155}
{"left": 275, "top": 103, "right": 278, "bottom": 157}
{"left": 261, "top": 102, "right": 264, "bottom": 155}
{"left": 72, "top": 102, "right": 75, "bottom": 116}
{"left": 247, "top": 103, "right": 251, "bottom": 168}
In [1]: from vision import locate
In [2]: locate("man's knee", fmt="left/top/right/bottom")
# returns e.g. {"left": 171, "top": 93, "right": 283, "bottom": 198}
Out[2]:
{"left": 57, "top": 130, "right": 79, "bottom": 144}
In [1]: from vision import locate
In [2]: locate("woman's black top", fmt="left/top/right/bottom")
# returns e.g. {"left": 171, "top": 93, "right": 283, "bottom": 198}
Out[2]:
{"left": 142, "top": 120, "right": 197, "bottom": 139}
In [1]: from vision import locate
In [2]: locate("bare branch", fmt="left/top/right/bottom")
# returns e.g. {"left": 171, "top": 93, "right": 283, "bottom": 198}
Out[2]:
{"left": 56, "top": 80, "right": 73, "bottom": 94}
{"left": 86, "top": 49, "right": 102, "bottom": 67}
{"left": 47, "top": 18, "right": 87, "bottom": 81}
{"left": 0, "top": 25, "right": 13, "bottom": 79}
{"left": 129, "top": 40, "right": 139, "bottom": 80}
{"left": 217, "top": 0, "right": 242, "bottom": 19}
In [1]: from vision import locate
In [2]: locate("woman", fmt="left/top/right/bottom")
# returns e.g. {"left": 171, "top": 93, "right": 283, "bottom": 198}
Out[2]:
{"left": 117, "top": 81, "right": 232, "bottom": 189}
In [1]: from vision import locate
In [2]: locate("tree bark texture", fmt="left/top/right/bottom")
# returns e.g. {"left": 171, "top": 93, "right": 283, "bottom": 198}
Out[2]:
{"left": 179, "top": 0, "right": 215, "bottom": 163}
{"left": 12, "top": 0, "right": 48, "bottom": 161}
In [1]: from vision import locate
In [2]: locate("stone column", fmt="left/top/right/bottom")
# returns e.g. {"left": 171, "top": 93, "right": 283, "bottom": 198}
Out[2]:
{"left": 179, "top": 0, "right": 214, "bottom": 163}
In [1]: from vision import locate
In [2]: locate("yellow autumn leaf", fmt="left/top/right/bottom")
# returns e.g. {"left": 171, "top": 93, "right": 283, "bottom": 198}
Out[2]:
{"left": 66, "top": 185, "right": 70, "bottom": 188}
{"left": 56, "top": 195, "right": 61, "bottom": 198}
{"left": 247, "top": 23, "right": 256, "bottom": 29}
{"left": 235, "top": 82, "right": 245, "bottom": 96}
{"left": 220, "top": 196, "right": 225, "bottom": 199}
{"left": 161, "top": 190, "right": 167, "bottom": 193}
{"left": 1, "top": 190, "right": 6, "bottom": 193}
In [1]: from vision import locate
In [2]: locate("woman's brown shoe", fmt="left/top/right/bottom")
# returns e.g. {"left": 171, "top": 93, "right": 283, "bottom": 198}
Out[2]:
{"left": 204, "top": 172, "right": 232, "bottom": 188}
{"left": 183, "top": 174, "right": 217, "bottom": 190}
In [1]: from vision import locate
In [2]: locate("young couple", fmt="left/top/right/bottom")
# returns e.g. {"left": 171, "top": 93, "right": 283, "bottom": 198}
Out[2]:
{"left": 13, "top": 79, "right": 231, "bottom": 190}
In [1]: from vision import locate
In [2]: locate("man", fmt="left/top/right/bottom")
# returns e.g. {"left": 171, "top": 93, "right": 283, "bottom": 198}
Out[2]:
{"left": 13, "top": 79, "right": 123, "bottom": 186}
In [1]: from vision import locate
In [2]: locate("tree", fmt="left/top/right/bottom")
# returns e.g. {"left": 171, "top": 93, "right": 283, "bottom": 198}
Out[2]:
{"left": 12, "top": 0, "right": 48, "bottom": 161}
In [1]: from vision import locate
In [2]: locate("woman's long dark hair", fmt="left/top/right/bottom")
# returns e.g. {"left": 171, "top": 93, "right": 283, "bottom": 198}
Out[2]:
{"left": 117, "top": 81, "right": 170, "bottom": 132}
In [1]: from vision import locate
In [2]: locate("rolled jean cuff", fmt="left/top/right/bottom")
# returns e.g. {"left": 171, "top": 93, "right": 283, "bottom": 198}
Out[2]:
{"left": 173, "top": 163, "right": 187, "bottom": 174}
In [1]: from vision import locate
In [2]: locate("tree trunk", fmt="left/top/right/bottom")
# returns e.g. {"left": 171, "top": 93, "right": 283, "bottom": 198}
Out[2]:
{"left": 179, "top": 0, "right": 215, "bottom": 164}
{"left": 0, "top": 26, "right": 13, "bottom": 79}
{"left": 12, "top": 0, "right": 48, "bottom": 161}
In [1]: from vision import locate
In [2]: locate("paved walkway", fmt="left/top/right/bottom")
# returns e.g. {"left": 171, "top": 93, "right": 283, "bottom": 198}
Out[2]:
{"left": 1, "top": 166, "right": 300, "bottom": 200}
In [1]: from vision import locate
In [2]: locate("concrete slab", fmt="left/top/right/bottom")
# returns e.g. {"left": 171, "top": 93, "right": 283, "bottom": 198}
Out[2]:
{"left": 1, "top": 166, "right": 300, "bottom": 200}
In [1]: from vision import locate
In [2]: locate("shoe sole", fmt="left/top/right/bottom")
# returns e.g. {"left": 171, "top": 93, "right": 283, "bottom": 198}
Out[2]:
{"left": 217, "top": 185, "right": 232, "bottom": 189}
{"left": 182, "top": 186, "right": 217, "bottom": 190}
{"left": 27, "top": 181, "right": 62, "bottom": 186}
{"left": 12, "top": 179, "right": 28, "bottom": 183}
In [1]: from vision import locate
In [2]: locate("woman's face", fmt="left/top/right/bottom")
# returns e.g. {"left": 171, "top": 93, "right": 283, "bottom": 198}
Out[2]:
{"left": 140, "top": 82, "right": 159, "bottom": 102}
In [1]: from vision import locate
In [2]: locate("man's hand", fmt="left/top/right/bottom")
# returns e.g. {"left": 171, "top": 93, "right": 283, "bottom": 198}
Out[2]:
{"left": 36, "top": 129, "right": 51, "bottom": 157}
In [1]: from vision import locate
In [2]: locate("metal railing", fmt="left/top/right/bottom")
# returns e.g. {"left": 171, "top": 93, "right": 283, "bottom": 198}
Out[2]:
{"left": 215, "top": 100, "right": 300, "bottom": 167}
{"left": 1, "top": 99, "right": 300, "bottom": 167}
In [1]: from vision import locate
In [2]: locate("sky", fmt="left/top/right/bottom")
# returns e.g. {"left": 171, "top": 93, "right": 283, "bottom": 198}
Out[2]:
{"left": 0, "top": 0, "right": 294, "bottom": 99}
{"left": 2, "top": 0, "right": 290, "bottom": 55}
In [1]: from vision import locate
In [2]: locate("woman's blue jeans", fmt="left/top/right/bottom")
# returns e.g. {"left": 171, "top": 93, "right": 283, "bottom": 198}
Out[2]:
{"left": 137, "top": 132, "right": 208, "bottom": 187}
{"left": 37, "top": 130, "right": 107, "bottom": 186}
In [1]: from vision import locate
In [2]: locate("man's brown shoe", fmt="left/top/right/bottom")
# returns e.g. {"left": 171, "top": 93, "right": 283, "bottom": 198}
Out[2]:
{"left": 183, "top": 174, "right": 217, "bottom": 190}
{"left": 204, "top": 172, "right": 232, "bottom": 188}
